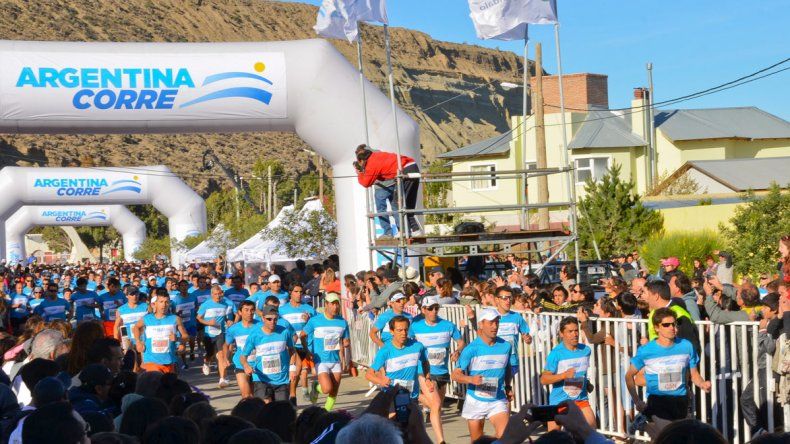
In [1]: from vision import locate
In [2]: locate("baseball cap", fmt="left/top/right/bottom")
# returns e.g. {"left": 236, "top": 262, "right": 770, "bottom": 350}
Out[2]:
{"left": 420, "top": 296, "right": 440, "bottom": 308}
{"left": 224, "top": 273, "right": 234, "bottom": 279}
{"left": 210, "top": 278, "right": 219, "bottom": 285}
{"left": 325, "top": 292, "right": 340, "bottom": 303}
{"left": 479, "top": 309, "right": 501, "bottom": 322}
{"left": 390, "top": 292, "right": 406, "bottom": 302}
{"left": 268, "top": 274, "right": 281, "bottom": 283}
{"left": 79, "top": 364, "right": 113, "bottom": 388}
{"left": 661, "top": 257, "right": 680, "bottom": 267}
{"left": 262, "top": 305, "right": 279, "bottom": 317}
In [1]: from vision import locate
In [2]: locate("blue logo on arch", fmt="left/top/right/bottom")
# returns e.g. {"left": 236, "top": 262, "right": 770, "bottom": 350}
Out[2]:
{"left": 82, "top": 211, "right": 109, "bottom": 221}
{"left": 180, "top": 66, "right": 274, "bottom": 109}
{"left": 102, "top": 179, "right": 142, "bottom": 195}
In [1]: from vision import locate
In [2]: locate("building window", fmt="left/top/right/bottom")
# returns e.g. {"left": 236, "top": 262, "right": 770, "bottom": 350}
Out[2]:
{"left": 575, "top": 157, "right": 610, "bottom": 184}
{"left": 470, "top": 164, "right": 497, "bottom": 190}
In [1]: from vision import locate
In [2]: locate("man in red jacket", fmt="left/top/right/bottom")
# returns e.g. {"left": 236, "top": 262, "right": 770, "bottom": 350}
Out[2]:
{"left": 354, "top": 144, "right": 422, "bottom": 237}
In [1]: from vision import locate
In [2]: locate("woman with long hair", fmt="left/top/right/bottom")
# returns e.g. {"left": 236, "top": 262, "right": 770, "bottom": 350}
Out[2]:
{"left": 320, "top": 267, "right": 341, "bottom": 295}
{"left": 65, "top": 320, "right": 105, "bottom": 376}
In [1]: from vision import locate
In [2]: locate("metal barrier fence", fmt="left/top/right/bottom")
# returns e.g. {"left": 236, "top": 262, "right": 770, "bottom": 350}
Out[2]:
{"left": 347, "top": 305, "right": 779, "bottom": 443}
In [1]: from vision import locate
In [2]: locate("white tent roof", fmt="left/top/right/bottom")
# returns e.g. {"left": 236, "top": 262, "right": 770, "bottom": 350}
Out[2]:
{"left": 185, "top": 224, "right": 229, "bottom": 262}
{"left": 226, "top": 199, "right": 327, "bottom": 264}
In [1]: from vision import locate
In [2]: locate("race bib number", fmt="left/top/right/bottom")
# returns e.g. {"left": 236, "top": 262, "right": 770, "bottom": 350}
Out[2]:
{"left": 107, "top": 308, "right": 117, "bottom": 321}
{"left": 324, "top": 333, "right": 341, "bottom": 351}
{"left": 498, "top": 323, "right": 517, "bottom": 337}
{"left": 427, "top": 348, "right": 447, "bottom": 366}
{"left": 563, "top": 377, "right": 584, "bottom": 399}
{"left": 261, "top": 354, "right": 282, "bottom": 375}
{"left": 658, "top": 366, "right": 684, "bottom": 392}
{"left": 393, "top": 378, "right": 415, "bottom": 393}
{"left": 152, "top": 338, "right": 170, "bottom": 354}
{"left": 475, "top": 377, "right": 499, "bottom": 399}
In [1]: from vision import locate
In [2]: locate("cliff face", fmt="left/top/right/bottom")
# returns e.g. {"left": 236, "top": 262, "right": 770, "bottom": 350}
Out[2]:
{"left": 0, "top": 0, "right": 529, "bottom": 193}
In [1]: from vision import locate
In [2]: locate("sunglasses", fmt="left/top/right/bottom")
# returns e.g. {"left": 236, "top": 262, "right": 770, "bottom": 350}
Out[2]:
{"left": 424, "top": 306, "right": 439, "bottom": 311}
{"left": 496, "top": 295, "right": 512, "bottom": 300}
{"left": 263, "top": 317, "right": 278, "bottom": 322}
{"left": 660, "top": 322, "right": 677, "bottom": 328}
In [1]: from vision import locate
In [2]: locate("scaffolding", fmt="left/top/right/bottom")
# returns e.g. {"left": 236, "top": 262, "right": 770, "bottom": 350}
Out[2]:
{"left": 365, "top": 164, "right": 581, "bottom": 271}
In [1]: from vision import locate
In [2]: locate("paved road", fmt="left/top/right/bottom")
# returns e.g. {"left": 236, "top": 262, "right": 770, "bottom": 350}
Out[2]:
{"left": 182, "top": 364, "right": 504, "bottom": 443}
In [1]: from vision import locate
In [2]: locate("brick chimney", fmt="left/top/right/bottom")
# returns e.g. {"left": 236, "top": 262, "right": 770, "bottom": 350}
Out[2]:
{"left": 530, "top": 73, "right": 608, "bottom": 113}
{"left": 631, "top": 87, "right": 649, "bottom": 139}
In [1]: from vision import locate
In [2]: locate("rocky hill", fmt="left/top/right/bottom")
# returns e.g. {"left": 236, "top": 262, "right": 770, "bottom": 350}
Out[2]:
{"left": 0, "top": 0, "right": 530, "bottom": 194}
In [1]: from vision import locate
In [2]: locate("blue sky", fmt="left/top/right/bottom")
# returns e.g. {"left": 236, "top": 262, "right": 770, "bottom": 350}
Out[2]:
{"left": 284, "top": 0, "right": 789, "bottom": 119}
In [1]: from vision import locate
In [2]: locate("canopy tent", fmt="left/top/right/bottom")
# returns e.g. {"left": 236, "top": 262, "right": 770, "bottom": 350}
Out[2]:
{"left": 184, "top": 224, "right": 230, "bottom": 263}
{"left": 226, "top": 199, "right": 331, "bottom": 265}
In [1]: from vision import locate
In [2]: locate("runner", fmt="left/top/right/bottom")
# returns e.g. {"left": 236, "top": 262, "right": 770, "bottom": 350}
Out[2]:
{"left": 626, "top": 307, "right": 711, "bottom": 434}
{"left": 279, "top": 282, "right": 317, "bottom": 405}
{"left": 302, "top": 292, "right": 349, "bottom": 411}
{"left": 452, "top": 309, "right": 512, "bottom": 441}
{"left": 369, "top": 291, "right": 412, "bottom": 347}
{"left": 197, "top": 284, "right": 234, "bottom": 388}
{"left": 133, "top": 288, "right": 190, "bottom": 374}
{"left": 98, "top": 278, "right": 125, "bottom": 338}
{"left": 240, "top": 305, "right": 295, "bottom": 403}
{"left": 9, "top": 279, "right": 30, "bottom": 333}
{"left": 33, "top": 282, "right": 71, "bottom": 322}
{"left": 409, "top": 296, "right": 465, "bottom": 444}
{"left": 492, "top": 286, "right": 532, "bottom": 375}
{"left": 540, "top": 316, "right": 596, "bottom": 431}
{"left": 114, "top": 285, "right": 149, "bottom": 371}
{"left": 225, "top": 300, "right": 261, "bottom": 399}
{"left": 172, "top": 279, "right": 199, "bottom": 369}
{"left": 224, "top": 275, "right": 250, "bottom": 313}
{"left": 71, "top": 277, "right": 100, "bottom": 323}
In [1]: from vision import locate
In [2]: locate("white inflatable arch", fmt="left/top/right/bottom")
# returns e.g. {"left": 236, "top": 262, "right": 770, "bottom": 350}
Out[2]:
{"left": 0, "top": 39, "right": 420, "bottom": 275}
{"left": 6, "top": 205, "right": 146, "bottom": 262}
{"left": 0, "top": 165, "right": 206, "bottom": 264}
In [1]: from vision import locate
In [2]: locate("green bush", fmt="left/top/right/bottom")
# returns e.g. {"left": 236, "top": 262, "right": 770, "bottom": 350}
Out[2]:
{"left": 639, "top": 231, "right": 724, "bottom": 277}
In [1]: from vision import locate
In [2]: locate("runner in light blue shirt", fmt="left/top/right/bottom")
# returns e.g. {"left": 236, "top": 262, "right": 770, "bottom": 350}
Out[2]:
{"left": 197, "top": 285, "right": 234, "bottom": 388}
{"left": 240, "top": 305, "right": 295, "bottom": 403}
{"left": 302, "top": 293, "right": 349, "bottom": 410}
{"left": 34, "top": 283, "right": 71, "bottom": 322}
{"left": 71, "top": 277, "right": 100, "bottom": 322}
{"left": 133, "top": 289, "right": 189, "bottom": 373}
{"left": 224, "top": 300, "right": 261, "bottom": 399}
{"left": 370, "top": 292, "right": 413, "bottom": 346}
{"left": 492, "top": 286, "right": 531, "bottom": 374}
{"left": 279, "top": 282, "right": 317, "bottom": 404}
{"left": 115, "top": 286, "right": 149, "bottom": 362}
{"left": 224, "top": 275, "right": 250, "bottom": 312}
{"left": 172, "top": 280, "right": 198, "bottom": 370}
{"left": 367, "top": 315, "right": 430, "bottom": 401}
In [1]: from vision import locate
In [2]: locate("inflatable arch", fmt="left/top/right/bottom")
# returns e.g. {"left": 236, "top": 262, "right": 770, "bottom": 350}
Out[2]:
{"left": 0, "top": 39, "right": 420, "bottom": 275}
{"left": 6, "top": 205, "right": 146, "bottom": 262}
{"left": 0, "top": 165, "right": 206, "bottom": 265}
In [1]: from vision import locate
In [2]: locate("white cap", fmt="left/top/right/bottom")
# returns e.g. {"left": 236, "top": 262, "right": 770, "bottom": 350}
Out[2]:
{"left": 390, "top": 292, "right": 406, "bottom": 302}
{"left": 478, "top": 309, "right": 501, "bottom": 322}
{"left": 165, "top": 267, "right": 173, "bottom": 273}
{"left": 420, "top": 296, "right": 440, "bottom": 308}
{"left": 210, "top": 278, "right": 219, "bottom": 285}
{"left": 268, "top": 274, "right": 281, "bottom": 283}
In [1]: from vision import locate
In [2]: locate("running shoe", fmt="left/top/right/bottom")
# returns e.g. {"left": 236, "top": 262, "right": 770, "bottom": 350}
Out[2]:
{"left": 218, "top": 378, "right": 230, "bottom": 389}
{"left": 309, "top": 381, "right": 319, "bottom": 404}
{"left": 202, "top": 363, "right": 210, "bottom": 376}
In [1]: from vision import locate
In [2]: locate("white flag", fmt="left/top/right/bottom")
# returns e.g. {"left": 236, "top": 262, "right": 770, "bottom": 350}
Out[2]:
{"left": 314, "top": 0, "right": 360, "bottom": 43}
{"left": 357, "top": 0, "right": 388, "bottom": 24}
{"left": 468, "top": 0, "right": 557, "bottom": 41}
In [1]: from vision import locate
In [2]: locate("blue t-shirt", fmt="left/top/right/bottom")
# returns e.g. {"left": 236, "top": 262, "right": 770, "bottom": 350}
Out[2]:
{"left": 496, "top": 311, "right": 530, "bottom": 367}
{"left": 98, "top": 291, "right": 125, "bottom": 321}
{"left": 279, "top": 303, "right": 317, "bottom": 349}
{"left": 171, "top": 293, "right": 198, "bottom": 327}
{"left": 71, "top": 289, "right": 99, "bottom": 322}
{"left": 197, "top": 299, "right": 233, "bottom": 338}
{"left": 28, "top": 297, "right": 45, "bottom": 312}
{"left": 224, "top": 287, "right": 250, "bottom": 309}
{"left": 545, "top": 342, "right": 592, "bottom": 404}
{"left": 192, "top": 288, "right": 212, "bottom": 305}
{"left": 631, "top": 338, "right": 698, "bottom": 398}
{"left": 457, "top": 337, "right": 512, "bottom": 402}
{"left": 241, "top": 325, "right": 294, "bottom": 385}
{"left": 226, "top": 320, "right": 262, "bottom": 371}
{"left": 9, "top": 292, "right": 30, "bottom": 318}
{"left": 117, "top": 303, "right": 149, "bottom": 344}
{"left": 303, "top": 313, "right": 349, "bottom": 364}
{"left": 141, "top": 314, "right": 179, "bottom": 365}
{"left": 370, "top": 339, "right": 428, "bottom": 399}
{"left": 374, "top": 310, "right": 413, "bottom": 343}
{"left": 409, "top": 318, "right": 462, "bottom": 376}
{"left": 33, "top": 298, "right": 71, "bottom": 321}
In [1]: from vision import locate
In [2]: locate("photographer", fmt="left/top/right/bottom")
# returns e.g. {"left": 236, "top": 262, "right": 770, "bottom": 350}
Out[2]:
{"left": 354, "top": 144, "right": 422, "bottom": 237}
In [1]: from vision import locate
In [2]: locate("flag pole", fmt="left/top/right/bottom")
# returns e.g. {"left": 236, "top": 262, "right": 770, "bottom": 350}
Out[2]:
{"left": 383, "top": 24, "right": 406, "bottom": 268}
{"left": 357, "top": 33, "right": 376, "bottom": 269}
{"left": 520, "top": 26, "right": 529, "bottom": 230}
{"left": 553, "top": 21, "right": 581, "bottom": 272}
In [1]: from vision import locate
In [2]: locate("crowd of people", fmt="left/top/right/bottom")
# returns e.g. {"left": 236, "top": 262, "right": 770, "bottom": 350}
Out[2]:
{"left": 0, "top": 236, "right": 787, "bottom": 443}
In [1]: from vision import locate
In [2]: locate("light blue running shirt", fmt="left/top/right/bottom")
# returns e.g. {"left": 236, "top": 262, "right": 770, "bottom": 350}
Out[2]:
{"left": 370, "top": 339, "right": 427, "bottom": 399}
{"left": 303, "top": 313, "right": 349, "bottom": 364}
{"left": 409, "top": 318, "right": 461, "bottom": 376}
{"left": 631, "top": 338, "right": 697, "bottom": 398}
{"left": 545, "top": 342, "right": 592, "bottom": 404}
{"left": 456, "top": 337, "right": 512, "bottom": 402}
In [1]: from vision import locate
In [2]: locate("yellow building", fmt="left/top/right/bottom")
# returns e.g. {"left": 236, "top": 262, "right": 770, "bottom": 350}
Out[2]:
{"left": 438, "top": 74, "right": 790, "bottom": 231}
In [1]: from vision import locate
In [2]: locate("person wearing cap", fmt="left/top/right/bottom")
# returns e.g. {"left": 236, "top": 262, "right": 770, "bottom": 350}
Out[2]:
{"left": 97, "top": 277, "right": 126, "bottom": 338}
{"left": 366, "top": 315, "right": 432, "bottom": 404}
{"left": 408, "top": 296, "right": 465, "bottom": 444}
{"left": 369, "top": 291, "right": 413, "bottom": 347}
{"left": 540, "top": 316, "right": 596, "bottom": 432}
{"left": 241, "top": 304, "right": 295, "bottom": 403}
{"left": 279, "top": 282, "right": 317, "bottom": 405}
{"left": 134, "top": 288, "right": 190, "bottom": 375}
{"left": 248, "top": 275, "right": 289, "bottom": 318}
{"left": 302, "top": 292, "right": 349, "bottom": 410}
{"left": 33, "top": 282, "right": 71, "bottom": 322}
{"left": 27, "top": 286, "right": 45, "bottom": 314}
{"left": 222, "top": 273, "right": 234, "bottom": 291}
{"left": 173, "top": 279, "right": 199, "bottom": 369}
{"left": 422, "top": 267, "right": 444, "bottom": 297}
{"left": 114, "top": 285, "right": 148, "bottom": 372}
{"left": 224, "top": 300, "right": 261, "bottom": 399}
{"left": 491, "top": 286, "right": 531, "bottom": 376}
{"left": 452, "top": 309, "right": 513, "bottom": 441}
{"left": 71, "top": 277, "right": 100, "bottom": 323}
{"left": 197, "top": 285, "right": 234, "bottom": 386}
{"left": 661, "top": 257, "right": 680, "bottom": 279}
{"left": 224, "top": 275, "right": 250, "bottom": 312}
{"left": 67, "top": 363, "right": 115, "bottom": 416}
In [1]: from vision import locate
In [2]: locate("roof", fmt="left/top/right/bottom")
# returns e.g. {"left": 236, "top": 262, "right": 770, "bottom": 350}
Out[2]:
{"left": 653, "top": 156, "right": 790, "bottom": 194}
{"left": 655, "top": 107, "right": 790, "bottom": 142}
{"left": 568, "top": 108, "right": 646, "bottom": 149}
{"left": 437, "top": 134, "right": 511, "bottom": 159}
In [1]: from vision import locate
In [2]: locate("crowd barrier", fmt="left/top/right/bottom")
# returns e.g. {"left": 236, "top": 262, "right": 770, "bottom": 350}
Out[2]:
{"left": 347, "top": 305, "right": 780, "bottom": 443}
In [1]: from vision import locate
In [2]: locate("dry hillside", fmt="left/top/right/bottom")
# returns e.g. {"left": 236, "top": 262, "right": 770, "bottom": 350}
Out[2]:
{"left": 0, "top": 0, "right": 530, "bottom": 193}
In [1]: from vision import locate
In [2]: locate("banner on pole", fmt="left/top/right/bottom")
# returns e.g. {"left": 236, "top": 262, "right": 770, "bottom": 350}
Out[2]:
{"left": 468, "top": 0, "right": 557, "bottom": 41}
{"left": 314, "top": 0, "right": 388, "bottom": 43}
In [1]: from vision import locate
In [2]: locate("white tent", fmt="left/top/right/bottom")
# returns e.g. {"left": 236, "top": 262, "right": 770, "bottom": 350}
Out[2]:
{"left": 226, "top": 199, "right": 329, "bottom": 265}
{"left": 185, "top": 224, "right": 230, "bottom": 263}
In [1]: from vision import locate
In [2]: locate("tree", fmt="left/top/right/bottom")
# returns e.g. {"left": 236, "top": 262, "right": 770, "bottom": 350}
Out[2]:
{"left": 260, "top": 205, "right": 337, "bottom": 259}
{"left": 129, "top": 205, "right": 169, "bottom": 238}
{"left": 423, "top": 160, "right": 453, "bottom": 224}
{"left": 37, "top": 226, "right": 73, "bottom": 253}
{"left": 575, "top": 163, "right": 664, "bottom": 258}
{"left": 719, "top": 183, "right": 790, "bottom": 278}
{"left": 77, "top": 226, "right": 121, "bottom": 263}
{"left": 133, "top": 237, "right": 174, "bottom": 261}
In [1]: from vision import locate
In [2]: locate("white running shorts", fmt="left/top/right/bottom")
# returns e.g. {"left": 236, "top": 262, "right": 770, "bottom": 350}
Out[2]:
{"left": 461, "top": 396, "right": 509, "bottom": 420}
